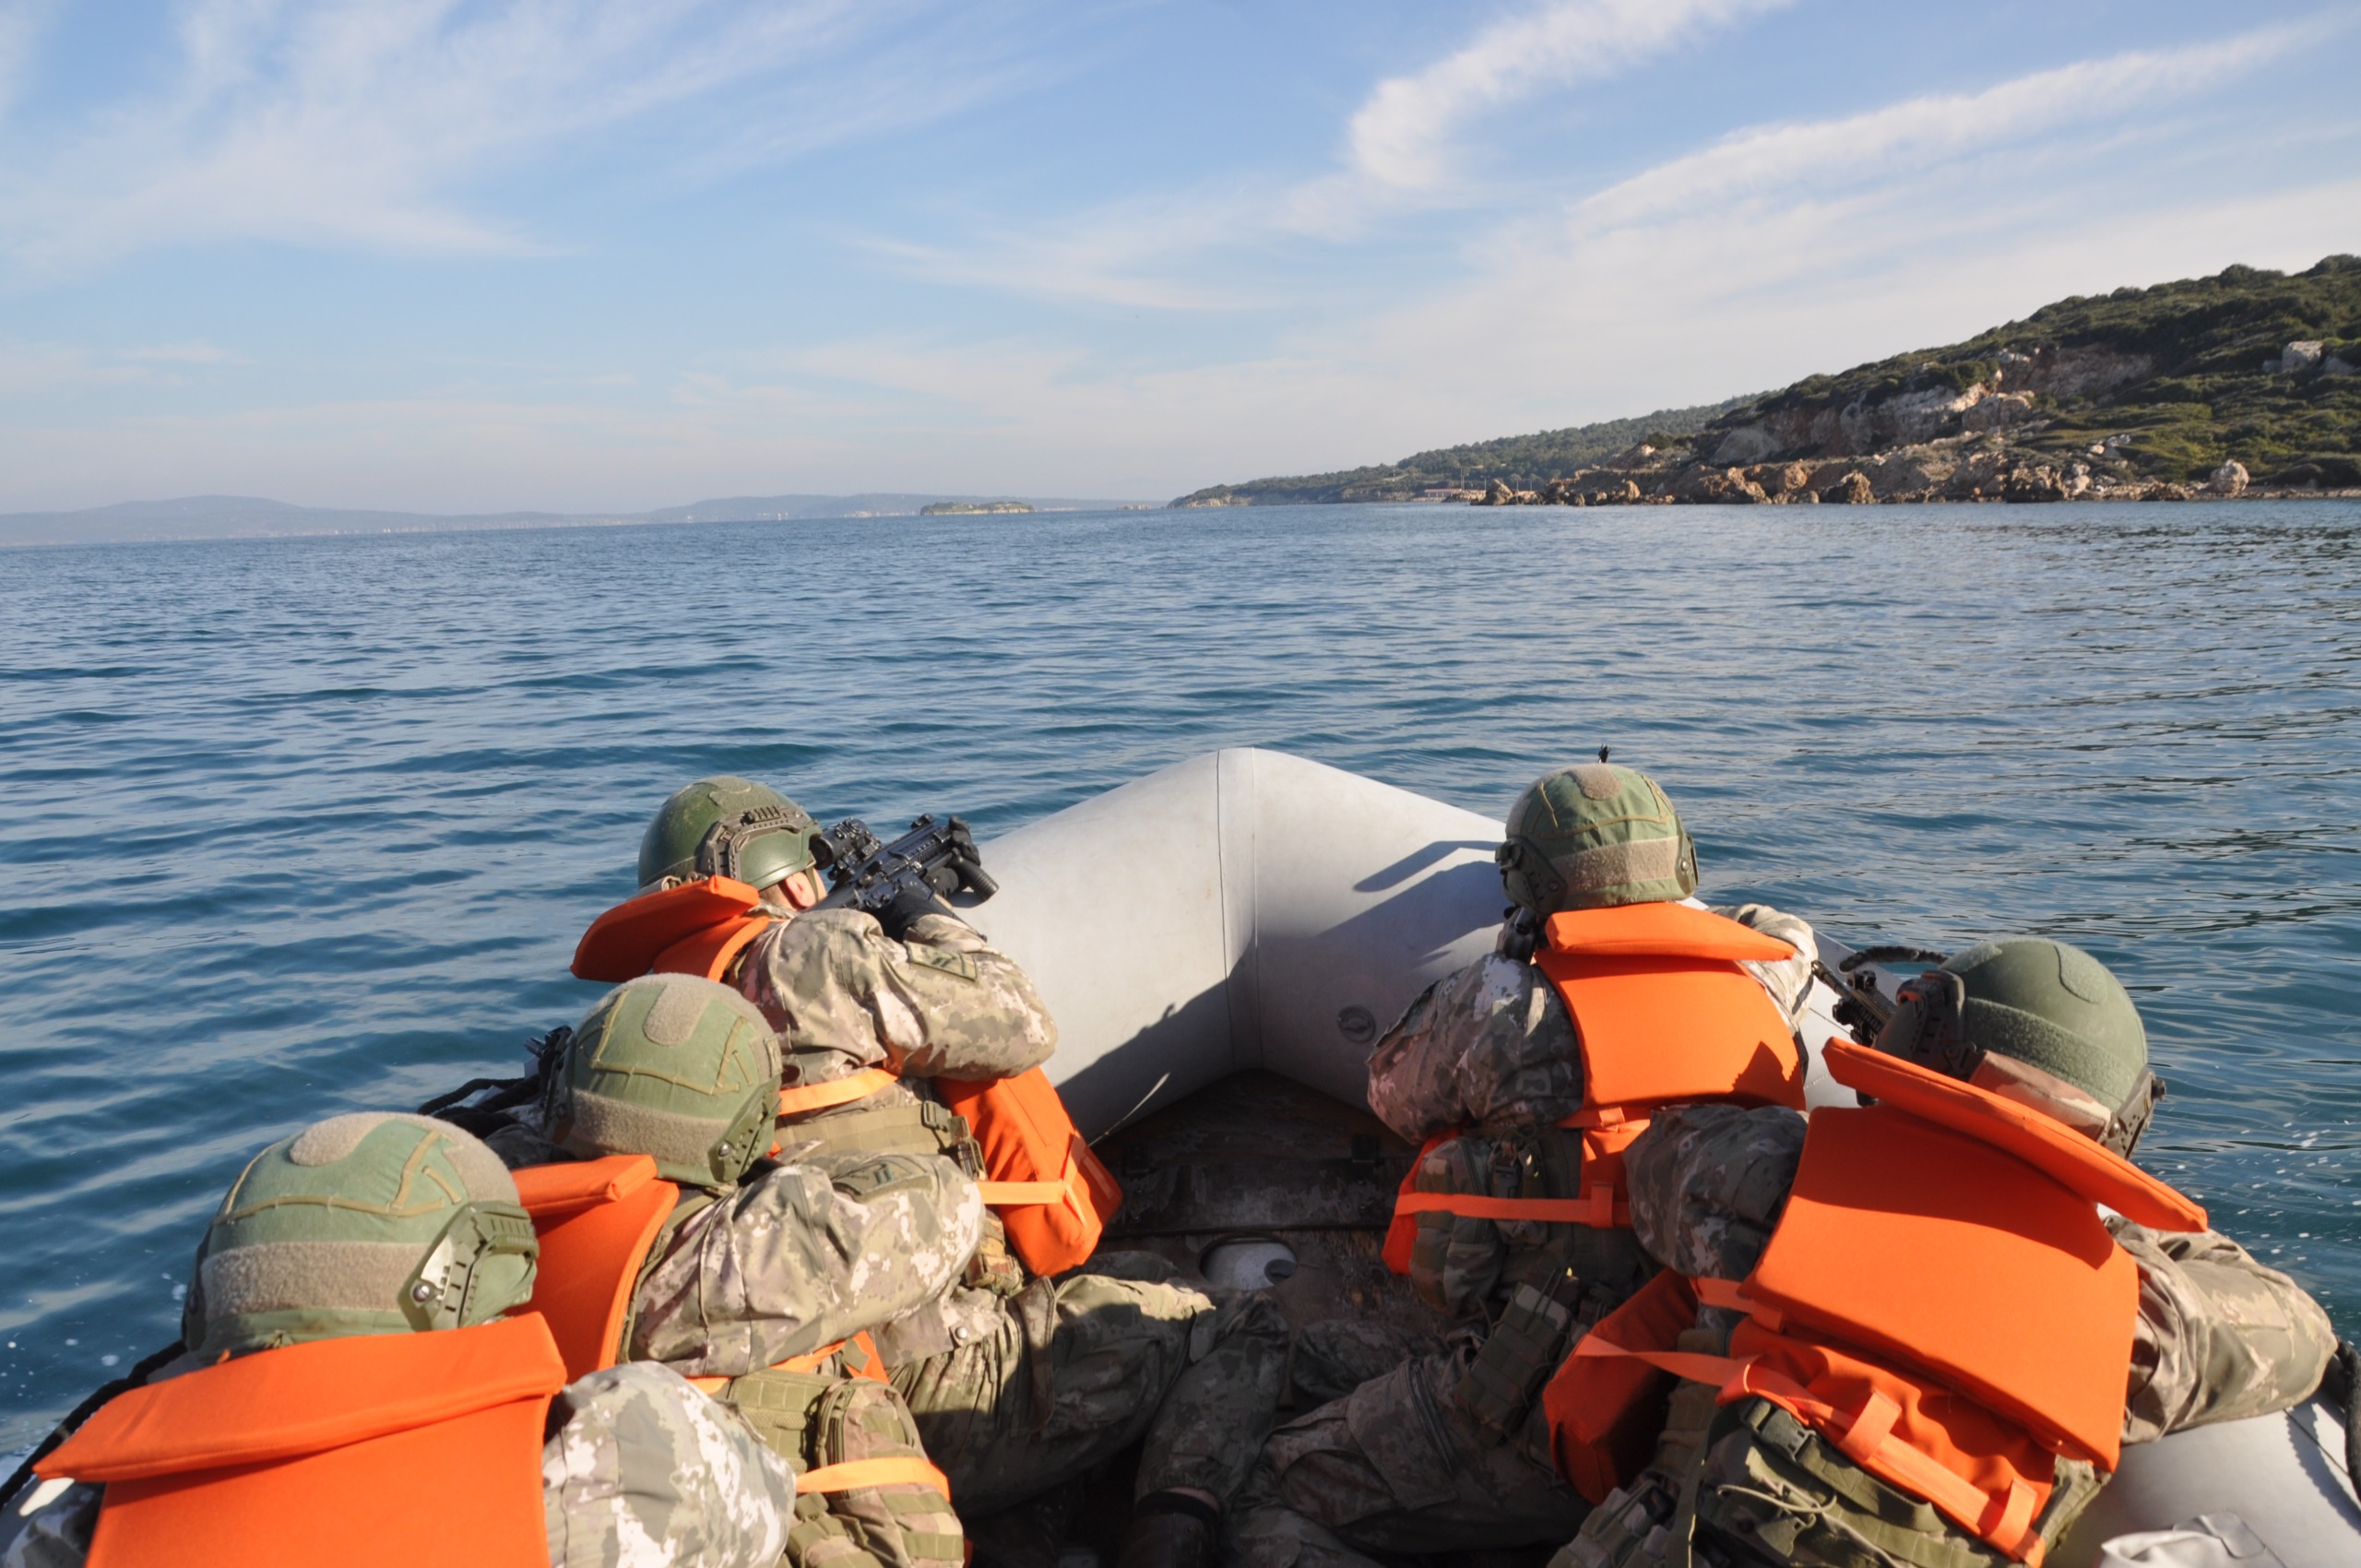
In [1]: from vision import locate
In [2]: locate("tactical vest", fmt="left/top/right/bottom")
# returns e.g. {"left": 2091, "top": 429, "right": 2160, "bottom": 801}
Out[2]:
{"left": 1383, "top": 901, "right": 1806, "bottom": 1291}
{"left": 37, "top": 1313, "right": 566, "bottom": 1568}
{"left": 510, "top": 1153, "right": 950, "bottom": 1509}
{"left": 571, "top": 882, "right": 1122, "bottom": 1278}
{"left": 1545, "top": 1041, "right": 2208, "bottom": 1565}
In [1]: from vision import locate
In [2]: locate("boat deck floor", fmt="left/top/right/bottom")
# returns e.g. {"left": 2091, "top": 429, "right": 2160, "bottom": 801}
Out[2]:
{"left": 968, "top": 1072, "right": 1550, "bottom": 1568}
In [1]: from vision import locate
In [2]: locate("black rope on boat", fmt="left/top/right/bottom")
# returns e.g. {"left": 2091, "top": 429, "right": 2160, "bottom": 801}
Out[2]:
{"left": 416, "top": 1026, "right": 572, "bottom": 1134}
{"left": 2325, "top": 1339, "right": 2361, "bottom": 1487}
{"left": 1836, "top": 945, "right": 1951, "bottom": 973}
{"left": 0, "top": 1338, "right": 185, "bottom": 1515}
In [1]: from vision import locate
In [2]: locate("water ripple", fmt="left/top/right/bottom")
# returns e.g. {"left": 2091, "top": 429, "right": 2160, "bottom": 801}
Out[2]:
{"left": 0, "top": 500, "right": 2356, "bottom": 1446}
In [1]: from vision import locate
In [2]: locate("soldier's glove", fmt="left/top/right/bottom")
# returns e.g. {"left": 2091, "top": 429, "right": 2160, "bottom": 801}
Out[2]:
{"left": 873, "top": 882, "right": 943, "bottom": 941}
{"left": 963, "top": 1214, "right": 1026, "bottom": 1298}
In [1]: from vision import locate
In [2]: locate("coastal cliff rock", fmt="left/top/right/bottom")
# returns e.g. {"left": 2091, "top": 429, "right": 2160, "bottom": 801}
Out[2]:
{"left": 1169, "top": 256, "right": 2361, "bottom": 509}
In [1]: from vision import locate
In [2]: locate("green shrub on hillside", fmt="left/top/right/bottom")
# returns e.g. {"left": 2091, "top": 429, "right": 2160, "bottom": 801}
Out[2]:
{"left": 1170, "top": 257, "right": 2361, "bottom": 504}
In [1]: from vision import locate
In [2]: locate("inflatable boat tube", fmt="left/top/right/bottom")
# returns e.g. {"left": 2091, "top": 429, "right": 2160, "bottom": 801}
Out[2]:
{"left": 966, "top": 747, "right": 1859, "bottom": 1138}
{"left": 966, "top": 747, "right": 2360, "bottom": 1568}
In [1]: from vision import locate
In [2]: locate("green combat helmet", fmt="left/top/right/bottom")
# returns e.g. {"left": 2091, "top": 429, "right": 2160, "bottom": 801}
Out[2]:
{"left": 638, "top": 775, "right": 821, "bottom": 894}
{"left": 1879, "top": 936, "right": 2163, "bottom": 1156}
{"left": 1497, "top": 760, "right": 1699, "bottom": 918}
{"left": 182, "top": 1114, "right": 539, "bottom": 1359}
{"left": 547, "top": 973, "right": 783, "bottom": 1190}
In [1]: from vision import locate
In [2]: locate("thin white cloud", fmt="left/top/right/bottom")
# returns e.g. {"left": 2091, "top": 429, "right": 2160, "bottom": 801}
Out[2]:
{"left": 1345, "top": 0, "right": 1791, "bottom": 192}
{"left": 855, "top": 0, "right": 1791, "bottom": 308}
{"left": 0, "top": 0, "right": 56, "bottom": 120}
{"left": 1575, "top": 23, "right": 2313, "bottom": 231}
{"left": 123, "top": 339, "right": 239, "bottom": 364}
{"left": 0, "top": 0, "right": 1055, "bottom": 271}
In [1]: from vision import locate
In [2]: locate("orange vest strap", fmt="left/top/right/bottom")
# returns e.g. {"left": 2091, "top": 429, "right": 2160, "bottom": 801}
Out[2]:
{"left": 685, "top": 1330, "right": 893, "bottom": 1396}
{"left": 1559, "top": 1105, "right": 1643, "bottom": 1130}
{"left": 976, "top": 1179, "right": 1075, "bottom": 1205}
{"left": 1691, "top": 1275, "right": 1776, "bottom": 1324}
{"left": 797, "top": 1457, "right": 952, "bottom": 1499}
{"left": 42, "top": 1315, "right": 566, "bottom": 1481}
{"left": 1738, "top": 1366, "right": 2047, "bottom": 1565}
{"left": 934, "top": 1069, "right": 1121, "bottom": 1277}
{"left": 778, "top": 1068, "right": 900, "bottom": 1117}
{"left": 1382, "top": 1134, "right": 1447, "bottom": 1274}
{"left": 1570, "top": 1334, "right": 1747, "bottom": 1390}
{"left": 1389, "top": 1189, "right": 1631, "bottom": 1228}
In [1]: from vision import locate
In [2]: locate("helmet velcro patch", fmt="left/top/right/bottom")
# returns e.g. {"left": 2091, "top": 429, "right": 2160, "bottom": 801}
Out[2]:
{"left": 283, "top": 1112, "right": 518, "bottom": 1205}
{"left": 564, "top": 1089, "right": 732, "bottom": 1176}
{"left": 199, "top": 1240, "right": 423, "bottom": 1318}
{"left": 1560, "top": 836, "right": 1686, "bottom": 897}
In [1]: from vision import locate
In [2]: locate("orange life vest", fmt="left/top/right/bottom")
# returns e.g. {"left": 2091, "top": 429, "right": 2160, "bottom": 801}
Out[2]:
{"left": 571, "top": 876, "right": 772, "bottom": 984}
{"left": 1544, "top": 1041, "right": 2207, "bottom": 1564}
{"left": 511, "top": 1154, "right": 942, "bottom": 1500}
{"left": 513, "top": 1153, "right": 682, "bottom": 1381}
{"left": 1385, "top": 901, "right": 1803, "bottom": 1272}
{"left": 38, "top": 1313, "right": 565, "bottom": 1568}
{"left": 773, "top": 1063, "right": 1122, "bottom": 1279}
{"left": 571, "top": 884, "right": 1123, "bottom": 1279}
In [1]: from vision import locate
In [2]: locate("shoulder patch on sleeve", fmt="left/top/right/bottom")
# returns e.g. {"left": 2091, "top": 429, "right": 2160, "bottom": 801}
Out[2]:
{"left": 905, "top": 943, "right": 979, "bottom": 982}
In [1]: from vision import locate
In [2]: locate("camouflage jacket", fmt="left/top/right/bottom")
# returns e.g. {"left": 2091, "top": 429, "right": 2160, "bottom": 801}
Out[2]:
{"left": 629, "top": 1153, "right": 986, "bottom": 1379}
{"left": 1624, "top": 1102, "right": 2339, "bottom": 1442}
{"left": 0, "top": 1362, "right": 794, "bottom": 1568}
{"left": 1366, "top": 903, "right": 1818, "bottom": 1144}
{"left": 736, "top": 909, "right": 1056, "bottom": 1087}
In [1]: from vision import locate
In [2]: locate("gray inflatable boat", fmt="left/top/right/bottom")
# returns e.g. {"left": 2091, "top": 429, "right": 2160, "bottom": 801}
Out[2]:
{"left": 964, "top": 747, "right": 2361, "bottom": 1568}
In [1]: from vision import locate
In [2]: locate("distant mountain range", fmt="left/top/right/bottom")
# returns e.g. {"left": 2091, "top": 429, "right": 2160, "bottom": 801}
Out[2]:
{"left": 0, "top": 493, "right": 1151, "bottom": 548}
{"left": 1171, "top": 255, "right": 2361, "bottom": 505}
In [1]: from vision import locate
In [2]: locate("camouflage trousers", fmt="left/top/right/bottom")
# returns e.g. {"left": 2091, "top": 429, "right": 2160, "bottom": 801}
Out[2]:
{"left": 888, "top": 1255, "right": 1290, "bottom": 1518}
{"left": 1228, "top": 1342, "right": 1589, "bottom": 1568}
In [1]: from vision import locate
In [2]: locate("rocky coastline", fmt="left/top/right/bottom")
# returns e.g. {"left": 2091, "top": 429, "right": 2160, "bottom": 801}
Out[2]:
{"left": 1171, "top": 258, "right": 2361, "bottom": 509}
{"left": 1461, "top": 446, "right": 2344, "bottom": 507}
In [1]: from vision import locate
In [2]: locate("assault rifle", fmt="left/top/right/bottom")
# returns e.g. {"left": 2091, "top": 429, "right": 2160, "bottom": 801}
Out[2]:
{"left": 812, "top": 813, "right": 999, "bottom": 921}
{"left": 1817, "top": 944, "right": 1948, "bottom": 1044}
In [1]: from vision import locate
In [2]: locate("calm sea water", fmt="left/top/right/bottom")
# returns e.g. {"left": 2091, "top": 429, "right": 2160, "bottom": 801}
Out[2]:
{"left": 2, "top": 501, "right": 2356, "bottom": 1451}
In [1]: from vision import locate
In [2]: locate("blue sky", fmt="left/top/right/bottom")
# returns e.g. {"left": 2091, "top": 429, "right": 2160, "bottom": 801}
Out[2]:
{"left": 3, "top": 0, "right": 2357, "bottom": 514}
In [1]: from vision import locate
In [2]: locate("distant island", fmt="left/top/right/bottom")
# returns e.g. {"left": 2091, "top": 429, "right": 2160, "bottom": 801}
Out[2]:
{"left": 1172, "top": 255, "right": 2361, "bottom": 506}
{"left": 0, "top": 492, "right": 1138, "bottom": 548}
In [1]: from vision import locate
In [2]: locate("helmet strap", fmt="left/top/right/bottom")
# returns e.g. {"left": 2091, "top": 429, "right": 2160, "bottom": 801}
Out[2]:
{"left": 2101, "top": 1070, "right": 2165, "bottom": 1159}
{"left": 1495, "top": 838, "right": 1565, "bottom": 914}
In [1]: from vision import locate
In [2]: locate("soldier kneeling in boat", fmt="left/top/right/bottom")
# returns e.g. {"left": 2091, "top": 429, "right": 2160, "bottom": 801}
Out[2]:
{"left": 1553, "top": 936, "right": 2335, "bottom": 1568}
{"left": 563, "top": 780, "right": 1290, "bottom": 1568}
{"left": 1231, "top": 759, "right": 1824, "bottom": 1565}
{"left": 0, "top": 1113, "right": 795, "bottom": 1568}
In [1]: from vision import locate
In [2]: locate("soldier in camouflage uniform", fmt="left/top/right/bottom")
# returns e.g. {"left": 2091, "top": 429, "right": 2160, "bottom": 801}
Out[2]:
{"left": 1556, "top": 937, "right": 2338, "bottom": 1568}
{"left": 1230, "top": 763, "right": 1819, "bottom": 1568}
{"left": 0, "top": 1113, "right": 794, "bottom": 1568}
{"left": 549, "top": 974, "right": 973, "bottom": 1568}
{"left": 629, "top": 784, "right": 1291, "bottom": 1568}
